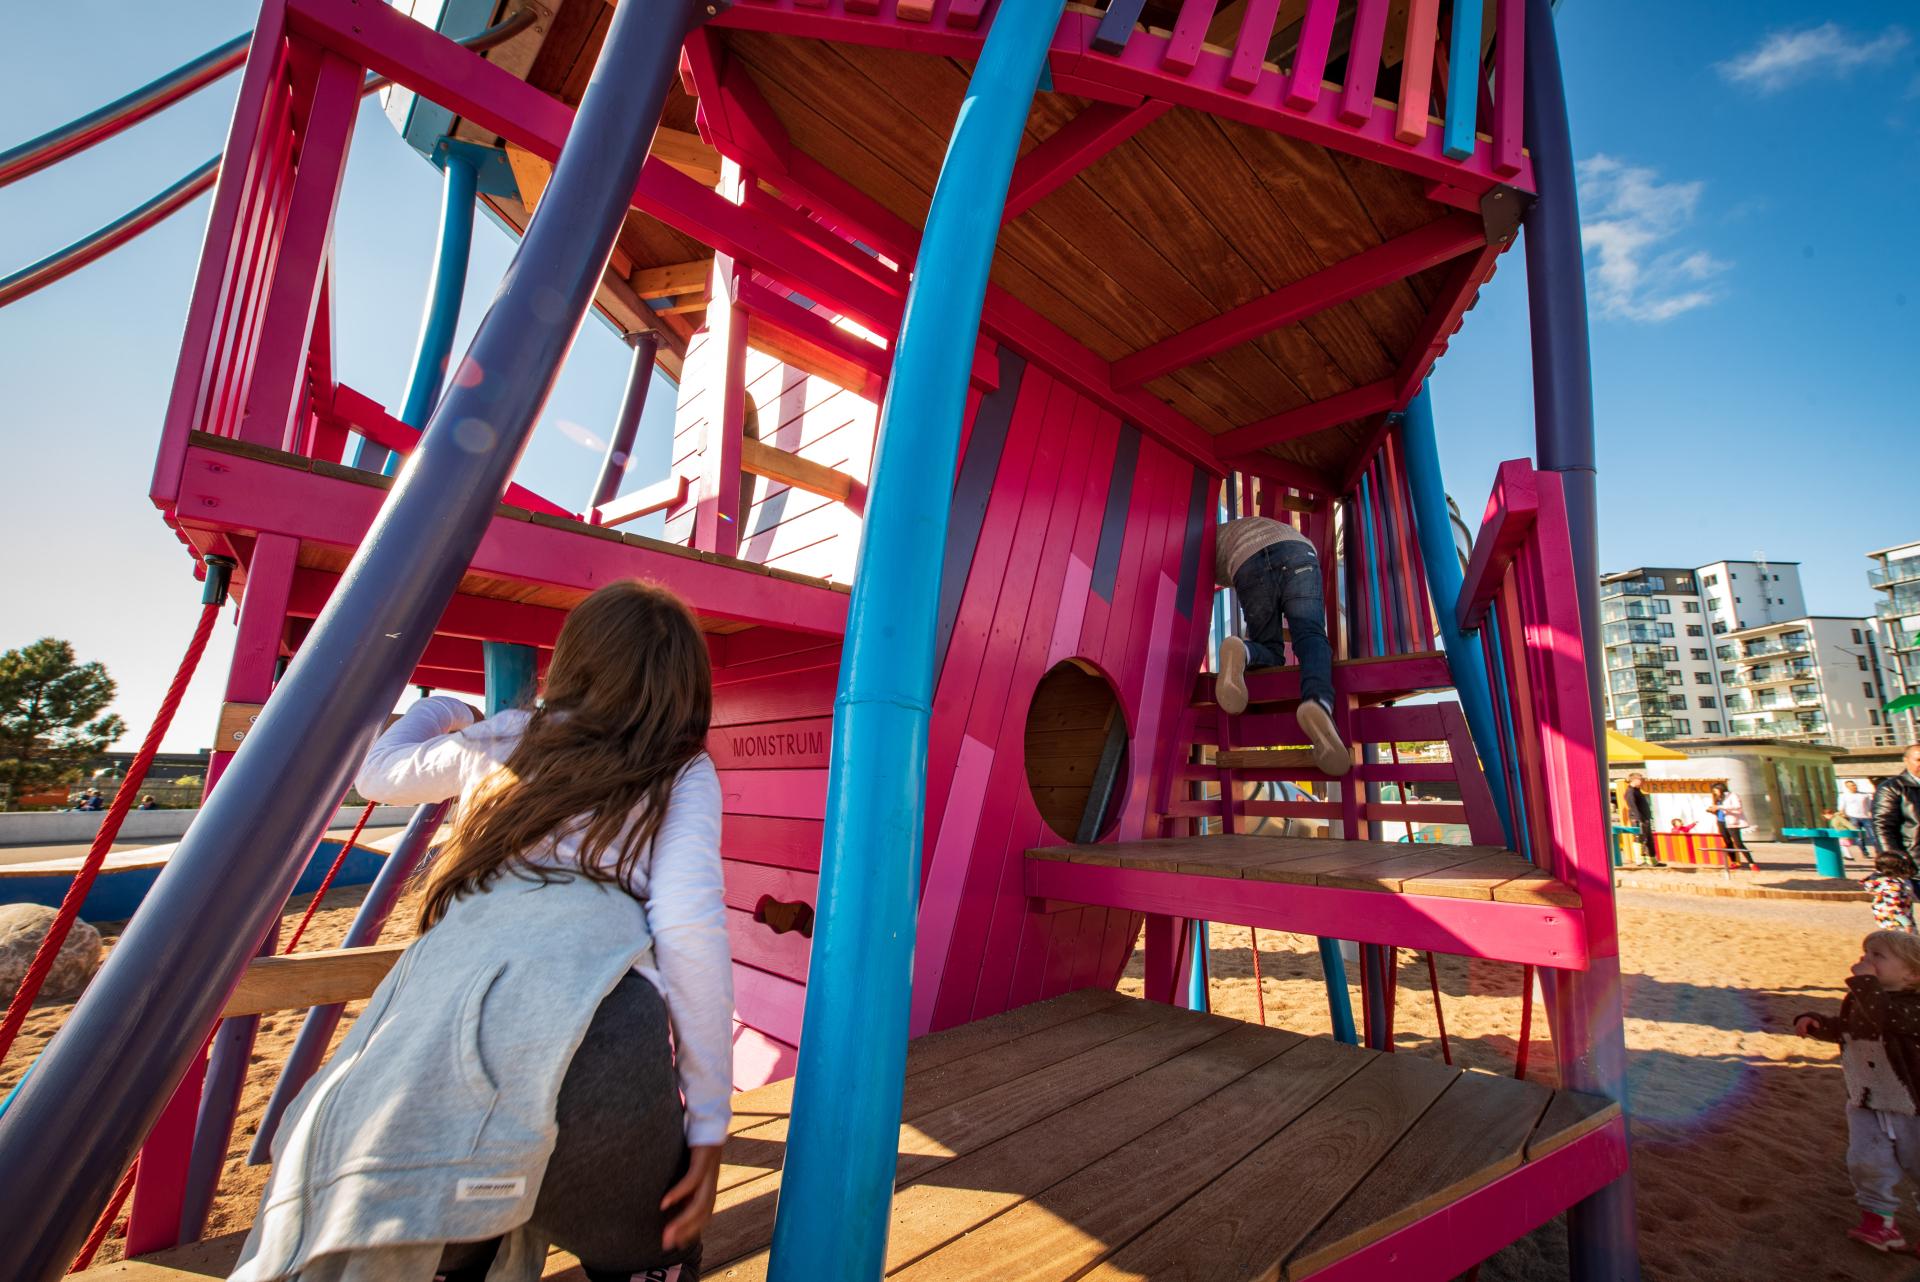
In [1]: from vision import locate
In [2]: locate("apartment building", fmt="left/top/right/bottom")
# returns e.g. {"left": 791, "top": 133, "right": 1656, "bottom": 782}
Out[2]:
{"left": 1600, "top": 567, "right": 1723, "bottom": 741}
{"left": 1716, "top": 616, "right": 1887, "bottom": 744}
{"left": 1868, "top": 539, "right": 1920, "bottom": 745}
{"left": 1601, "top": 558, "right": 1883, "bottom": 745}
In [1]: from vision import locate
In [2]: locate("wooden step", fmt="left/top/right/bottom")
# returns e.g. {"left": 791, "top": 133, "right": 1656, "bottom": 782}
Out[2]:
{"left": 1192, "top": 651, "right": 1452, "bottom": 708}
{"left": 1213, "top": 746, "right": 1318, "bottom": 768}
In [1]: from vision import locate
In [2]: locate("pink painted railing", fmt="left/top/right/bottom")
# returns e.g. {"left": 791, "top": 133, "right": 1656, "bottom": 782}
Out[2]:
{"left": 1457, "top": 459, "right": 1617, "bottom": 953}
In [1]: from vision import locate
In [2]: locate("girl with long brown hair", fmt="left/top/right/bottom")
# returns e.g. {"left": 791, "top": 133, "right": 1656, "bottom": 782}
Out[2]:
{"left": 232, "top": 581, "right": 730, "bottom": 1282}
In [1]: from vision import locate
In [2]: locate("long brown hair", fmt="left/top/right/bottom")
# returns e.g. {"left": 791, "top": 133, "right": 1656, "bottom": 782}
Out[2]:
{"left": 416, "top": 580, "right": 712, "bottom": 930}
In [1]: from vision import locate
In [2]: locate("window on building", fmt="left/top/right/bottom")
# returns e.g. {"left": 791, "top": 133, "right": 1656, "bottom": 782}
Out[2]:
{"left": 1648, "top": 576, "right": 1666, "bottom": 590}
{"left": 1713, "top": 622, "right": 1727, "bottom": 635}
{"left": 1665, "top": 671, "right": 1684, "bottom": 687}
{"left": 1661, "top": 646, "right": 1679, "bottom": 662}
{"left": 1735, "top": 596, "right": 1742, "bottom": 604}
{"left": 1873, "top": 711, "right": 1882, "bottom": 726}
{"left": 1695, "top": 672, "right": 1713, "bottom": 685}
{"left": 1691, "top": 648, "right": 1708, "bottom": 660}
{"left": 1700, "top": 696, "right": 1717, "bottom": 708}
{"left": 1773, "top": 573, "right": 1780, "bottom": 581}
{"left": 1659, "top": 622, "right": 1674, "bottom": 638}
{"left": 1685, "top": 601, "right": 1700, "bottom": 613}
{"left": 1861, "top": 655, "right": 1871, "bottom": 671}
{"left": 1675, "top": 718, "right": 1692, "bottom": 735}
{"left": 1704, "top": 574, "right": 1719, "bottom": 587}
{"left": 1716, "top": 645, "right": 1734, "bottom": 662}
{"left": 1705, "top": 720, "right": 1721, "bottom": 733}
{"left": 1707, "top": 597, "right": 1723, "bottom": 612}
{"left": 1653, "top": 598, "right": 1672, "bottom": 615}
{"left": 1687, "top": 625, "right": 1704, "bottom": 637}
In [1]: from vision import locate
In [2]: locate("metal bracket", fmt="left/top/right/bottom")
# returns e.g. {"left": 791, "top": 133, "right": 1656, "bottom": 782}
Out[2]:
{"left": 1479, "top": 184, "right": 1533, "bottom": 247}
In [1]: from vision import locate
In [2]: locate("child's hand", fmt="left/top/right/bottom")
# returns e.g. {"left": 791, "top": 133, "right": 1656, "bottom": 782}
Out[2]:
{"left": 661, "top": 1143, "right": 723, "bottom": 1250}
{"left": 1794, "top": 1015, "right": 1819, "bottom": 1036}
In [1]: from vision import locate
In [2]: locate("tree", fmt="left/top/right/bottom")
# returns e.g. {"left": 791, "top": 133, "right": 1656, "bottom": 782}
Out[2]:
{"left": 0, "top": 639, "right": 125, "bottom": 802}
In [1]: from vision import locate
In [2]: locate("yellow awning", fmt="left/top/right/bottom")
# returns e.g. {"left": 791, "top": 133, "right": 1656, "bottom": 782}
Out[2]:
{"left": 1606, "top": 728, "right": 1688, "bottom": 762}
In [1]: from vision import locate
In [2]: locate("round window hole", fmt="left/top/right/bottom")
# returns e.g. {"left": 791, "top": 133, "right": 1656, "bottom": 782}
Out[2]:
{"left": 1024, "top": 659, "right": 1130, "bottom": 843}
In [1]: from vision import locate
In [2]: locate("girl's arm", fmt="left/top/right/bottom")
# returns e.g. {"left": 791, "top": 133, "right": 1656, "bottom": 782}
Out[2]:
{"left": 354, "top": 696, "right": 493, "bottom": 804}
{"left": 645, "top": 756, "right": 734, "bottom": 1146}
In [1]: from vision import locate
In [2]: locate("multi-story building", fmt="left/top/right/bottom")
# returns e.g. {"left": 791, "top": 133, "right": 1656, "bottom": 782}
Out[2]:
{"left": 1600, "top": 567, "right": 1723, "bottom": 741}
{"left": 1694, "top": 559, "right": 1806, "bottom": 636}
{"left": 1716, "top": 617, "right": 1887, "bottom": 744}
{"left": 1601, "top": 559, "right": 1882, "bottom": 745}
{"left": 1868, "top": 539, "right": 1920, "bottom": 745}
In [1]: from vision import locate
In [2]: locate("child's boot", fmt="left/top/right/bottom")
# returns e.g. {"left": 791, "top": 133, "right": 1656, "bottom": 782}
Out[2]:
{"left": 1216, "top": 637, "right": 1249, "bottom": 716}
{"left": 1847, "top": 1210, "right": 1908, "bottom": 1252}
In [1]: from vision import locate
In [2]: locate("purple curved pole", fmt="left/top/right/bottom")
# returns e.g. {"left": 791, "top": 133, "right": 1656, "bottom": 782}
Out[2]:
{"left": 1522, "top": 1, "right": 1640, "bottom": 1277}
{"left": 589, "top": 332, "right": 661, "bottom": 515}
{"left": 0, "top": 0, "right": 709, "bottom": 1270}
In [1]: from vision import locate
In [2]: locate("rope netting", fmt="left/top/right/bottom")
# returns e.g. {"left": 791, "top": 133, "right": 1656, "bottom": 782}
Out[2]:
{"left": 281, "top": 800, "right": 377, "bottom": 953}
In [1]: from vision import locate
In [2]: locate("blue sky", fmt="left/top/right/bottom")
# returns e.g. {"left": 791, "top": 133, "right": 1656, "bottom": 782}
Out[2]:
{"left": 1, "top": 1, "right": 1915, "bottom": 749}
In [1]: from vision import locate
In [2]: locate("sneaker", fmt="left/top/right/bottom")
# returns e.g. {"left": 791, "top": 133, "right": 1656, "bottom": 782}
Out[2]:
{"left": 1216, "top": 637, "right": 1249, "bottom": 716}
{"left": 1296, "top": 698, "right": 1351, "bottom": 777}
{"left": 1848, "top": 1212, "right": 1908, "bottom": 1252}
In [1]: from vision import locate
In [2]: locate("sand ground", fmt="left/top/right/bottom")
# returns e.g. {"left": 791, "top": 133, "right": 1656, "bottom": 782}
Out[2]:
{"left": 10, "top": 868, "right": 1920, "bottom": 1280}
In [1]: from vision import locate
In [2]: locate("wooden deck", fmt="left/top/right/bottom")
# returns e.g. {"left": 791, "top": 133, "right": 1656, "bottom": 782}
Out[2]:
{"left": 1033, "top": 834, "right": 1578, "bottom": 906}
{"left": 80, "top": 991, "right": 1623, "bottom": 1282}
{"left": 1026, "top": 836, "right": 1589, "bottom": 969}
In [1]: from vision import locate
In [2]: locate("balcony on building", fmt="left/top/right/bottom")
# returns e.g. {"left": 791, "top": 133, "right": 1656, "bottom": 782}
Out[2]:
{"left": 1605, "top": 643, "right": 1667, "bottom": 672}
{"left": 1601, "top": 579, "right": 1659, "bottom": 599}
{"left": 1869, "top": 556, "right": 1920, "bottom": 590}
{"left": 1602, "top": 621, "right": 1668, "bottom": 647}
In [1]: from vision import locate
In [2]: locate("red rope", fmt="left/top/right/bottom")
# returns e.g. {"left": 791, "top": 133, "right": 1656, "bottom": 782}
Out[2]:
{"left": 68, "top": 1159, "right": 138, "bottom": 1271}
{"left": 0, "top": 601, "right": 222, "bottom": 1063}
{"left": 1514, "top": 964, "right": 1535, "bottom": 1080}
{"left": 282, "top": 801, "right": 377, "bottom": 953}
{"left": 1248, "top": 928, "right": 1265, "bottom": 1026}
{"left": 1426, "top": 952, "right": 1451, "bottom": 1065}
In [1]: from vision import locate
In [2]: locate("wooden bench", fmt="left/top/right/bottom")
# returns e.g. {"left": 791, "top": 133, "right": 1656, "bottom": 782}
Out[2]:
{"left": 87, "top": 990, "right": 1623, "bottom": 1282}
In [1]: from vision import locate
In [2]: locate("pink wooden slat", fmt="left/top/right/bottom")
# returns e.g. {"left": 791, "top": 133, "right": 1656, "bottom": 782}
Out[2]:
{"left": 1492, "top": 0, "right": 1526, "bottom": 176}
{"left": 1284, "top": 0, "right": 1338, "bottom": 108}
{"left": 1337, "top": 0, "right": 1391, "bottom": 123}
{"left": 721, "top": 860, "right": 817, "bottom": 915}
{"left": 1438, "top": 701, "right": 1506, "bottom": 846}
{"left": 1162, "top": 0, "right": 1222, "bottom": 73}
{"left": 711, "top": 665, "right": 840, "bottom": 727}
{"left": 944, "top": 0, "right": 992, "bottom": 31}
{"left": 1027, "top": 860, "right": 1588, "bottom": 969}
{"left": 212, "top": 111, "right": 292, "bottom": 440}
{"left": 1395, "top": 0, "right": 1441, "bottom": 144}
{"left": 732, "top": 1022, "right": 798, "bottom": 1091}
{"left": 1457, "top": 459, "right": 1540, "bottom": 630}
{"left": 732, "top": 961, "right": 804, "bottom": 1047}
{"left": 709, "top": 717, "right": 833, "bottom": 770}
{"left": 910, "top": 735, "right": 997, "bottom": 1033}
{"left": 1495, "top": 573, "right": 1554, "bottom": 872}
{"left": 723, "top": 815, "right": 826, "bottom": 872}
{"left": 716, "top": 768, "right": 827, "bottom": 820}
{"left": 727, "top": 905, "right": 812, "bottom": 981}
{"left": 1226, "top": 0, "right": 1283, "bottom": 90}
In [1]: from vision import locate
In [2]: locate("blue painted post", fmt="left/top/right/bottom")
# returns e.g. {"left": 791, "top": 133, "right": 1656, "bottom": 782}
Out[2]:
{"left": 1316, "top": 938, "right": 1358, "bottom": 1044}
{"left": 1186, "top": 923, "right": 1210, "bottom": 1011}
{"left": 765, "top": 3, "right": 1064, "bottom": 1276}
{"left": 483, "top": 641, "right": 538, "bottom": 713}
{"left": 352, "top": 149, "right": 478, "bottom": 474}
{"left": 1399, "top": 388, "right": 1514, "bottom": 846}
{"left": 0, "top": 2, "right": 706, "bottom": 1269}
{"left": 588, "top": 332, "right": 660, "bottom": 516}
{"left": 1359, "top": 475, "right": 1387, "bottom": 656}
{"left": 1523, "top": 0, "right": 1640, "bottom": 1275}
{"left": 1441, "top": 0, "right": 1485, "bottom": 160}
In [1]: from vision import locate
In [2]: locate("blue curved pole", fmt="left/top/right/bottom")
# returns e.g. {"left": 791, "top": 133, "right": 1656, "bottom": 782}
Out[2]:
{"left": 1399, "top": 387, "right": 1514, "bottom": 846}
{"left": 0, "top": 1, "right": 706, "bottom": 1269}
{"left": 352, "top": 149, "right": 479, "bottom": 475}
{"left": 766, "top": 3, "right": 1063, "bottom": 1276}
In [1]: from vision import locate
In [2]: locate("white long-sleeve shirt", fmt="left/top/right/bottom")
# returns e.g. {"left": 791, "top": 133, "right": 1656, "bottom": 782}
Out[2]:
{"left": 355, "top": 696, "right": 733, "bottom": 1145}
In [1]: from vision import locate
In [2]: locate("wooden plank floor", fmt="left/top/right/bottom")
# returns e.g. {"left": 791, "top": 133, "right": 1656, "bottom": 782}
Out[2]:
{"left": 84, "top": 991, "right": 1617, "bottom": 1282}
{"left": 1030, "top": 834, "right": 1581, "bottom": 907}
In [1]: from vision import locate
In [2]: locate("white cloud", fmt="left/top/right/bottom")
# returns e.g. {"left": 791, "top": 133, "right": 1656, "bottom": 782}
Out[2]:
{"left": 1719, "top": 23, "right": 1909, "bottom": 92}
{"left": 1577, "top": 155, "right": 1731, "bottom": 324}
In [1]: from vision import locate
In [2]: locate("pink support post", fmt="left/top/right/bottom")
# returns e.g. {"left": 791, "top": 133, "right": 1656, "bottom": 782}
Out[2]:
{"left": 234, "top": 46, "right": 362, "bottom": 450}
{"left": 205, "top": 534, "right": 298, "bottom": 794}
{"left": 1338, "top": 0, "right": 1391, "bottom": 124}
{"left": 695, "top": 255, "right": 749, "bottom": 559}
{"left": 1492, "top": 0, "right": 1526, "bottom": 175}
{"left": 1395, "top": 0, "right": 1440, "bottom": 145}
{"left": 1225, "top": 0, "right": 1281, "bottom": 91}
{"left": 1162, "top": 0, "right": 1221, "bottom": 74}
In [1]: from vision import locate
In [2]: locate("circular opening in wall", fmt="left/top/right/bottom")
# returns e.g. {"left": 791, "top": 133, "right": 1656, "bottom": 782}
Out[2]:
{"left": 1024, "top": 659, "right": 1129, "bottom": 843}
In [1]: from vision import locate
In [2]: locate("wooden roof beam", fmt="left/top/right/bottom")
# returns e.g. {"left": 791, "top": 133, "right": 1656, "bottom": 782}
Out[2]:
{"left": 1114, "top": 215, "right": 1485, "bottom": 390}
{"left": 1213, "top": 378, "right": 1399, "bottom": 459}
{"left": 1003, "top": 99, "right": 1171, "bottom": 220}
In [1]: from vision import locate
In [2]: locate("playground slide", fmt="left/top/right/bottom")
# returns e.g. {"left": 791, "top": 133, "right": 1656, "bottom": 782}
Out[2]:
{"left": 0, "top": 2, "right": 719, "bottom": 1274}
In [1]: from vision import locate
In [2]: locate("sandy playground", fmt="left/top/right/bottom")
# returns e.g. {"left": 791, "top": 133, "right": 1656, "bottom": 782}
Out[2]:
{"left": 6, "top": 860, "right": 1918, "bottom": 1281}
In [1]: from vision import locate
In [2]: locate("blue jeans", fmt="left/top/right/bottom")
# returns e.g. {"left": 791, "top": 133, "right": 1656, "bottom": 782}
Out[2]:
{"left": 1232, "top": 540, "right": 1334, "bottom": 710}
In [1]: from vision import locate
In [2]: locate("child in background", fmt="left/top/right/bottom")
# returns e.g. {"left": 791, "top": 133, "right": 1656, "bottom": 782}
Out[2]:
{"left": 1864, "top": 855, "right": 1917, "bottom": 932}
{"left": 1829, "top": 807, "right": 1864, "bottom": 864}
{"left": 1796, "top": 931, "right": 1920, "bottom": 1252}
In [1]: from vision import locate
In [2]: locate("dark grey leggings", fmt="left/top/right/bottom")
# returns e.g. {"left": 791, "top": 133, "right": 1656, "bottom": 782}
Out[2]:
{"left": 437, "top": 974, "right": 699, "bottom": 1282}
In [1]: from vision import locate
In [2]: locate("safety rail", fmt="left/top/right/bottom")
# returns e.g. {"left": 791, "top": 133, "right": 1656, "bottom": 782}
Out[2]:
{"left": 1456, "top": 459, "right": 1612, "bottom": 934}
{"left": 716, "top": 0, "right": 1530, "bottom": 191}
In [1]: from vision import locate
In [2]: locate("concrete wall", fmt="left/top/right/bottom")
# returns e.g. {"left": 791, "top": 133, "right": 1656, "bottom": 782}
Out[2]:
{"left": 0, "top": 804, "right": 414, "bottom": 849}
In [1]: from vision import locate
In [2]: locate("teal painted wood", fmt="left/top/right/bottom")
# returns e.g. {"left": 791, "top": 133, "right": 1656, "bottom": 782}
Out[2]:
{"left": 1442, "top": 0, "right": 1484, "bottom": 159}
{"left": 766, "top": 2, "right": 1066, "bottom": 1275}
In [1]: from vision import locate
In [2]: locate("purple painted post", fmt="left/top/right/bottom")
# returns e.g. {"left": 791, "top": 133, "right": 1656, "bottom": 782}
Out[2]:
{"left": 0, "top": 1, "right": 710, "bottom": 1271}
{"left": 1522, "top": 0, "right": 1640, "bottom": 1277}
{"left": 588, "top": 331, "right": 660, "bottom": 517}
